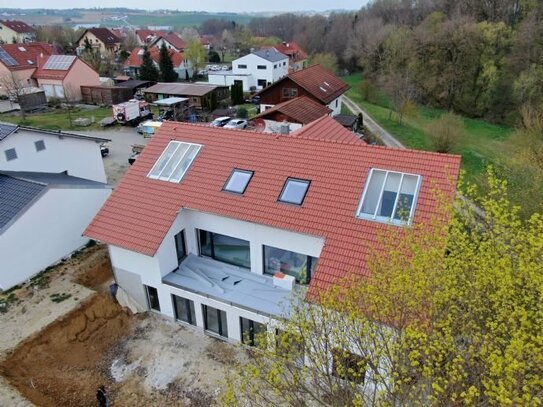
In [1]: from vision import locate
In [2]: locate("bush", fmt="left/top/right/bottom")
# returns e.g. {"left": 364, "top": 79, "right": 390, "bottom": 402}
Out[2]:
{"left": 48, "top": 97, "right": 62, "bottom": 108}
{"left": 425, "top": 112, "right": 466, "bottom": 153}
{"left": 237, "top": 107, "right": 248, "bottom": 118}
{"left": 208, "top": 50, "right": 220, "bottom": 63}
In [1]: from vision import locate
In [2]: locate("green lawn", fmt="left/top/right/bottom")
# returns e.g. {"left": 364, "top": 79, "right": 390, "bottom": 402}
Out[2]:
{"left": 342, "top": 73, "right": 513, "bottom": 183}
{"left": 0, "top": 107, "right": 113, "bottom": 131}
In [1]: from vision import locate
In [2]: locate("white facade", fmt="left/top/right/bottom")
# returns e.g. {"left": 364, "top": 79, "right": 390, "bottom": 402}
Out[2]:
{"left": 108, "top": 208, "right": 324, "bottom": 342}
{"left": 0, "top": 186, "right": 110, "bottom": 290}
{"left": 208, "top": 52, "right": 289, "bottom": 92}
{"left": 328, "top": 95, "right": 343, "bottom": 116}
{"left": 0, "top": 128, "right": 108, "bottom": 183}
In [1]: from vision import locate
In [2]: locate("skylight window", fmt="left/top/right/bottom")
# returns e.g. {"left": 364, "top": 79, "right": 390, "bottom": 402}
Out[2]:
{"left": 357, "top": 169, "right": 421, "bottom": 225}
{"left": 224, "top": 169, "right": 253, "bottom": 194}
{"left": 147, "top": 141, "right": 201, "bottom": 183}
{"left": 279, "top": 178, "right": 310, "bottom": 205}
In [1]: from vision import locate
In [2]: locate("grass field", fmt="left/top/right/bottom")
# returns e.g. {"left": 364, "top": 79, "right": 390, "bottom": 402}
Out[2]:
{"left": 342, "top": 73, "right": 513, "bottom": 183}
{"left": 127, "top": 13, "right": 253, "bottom": 29}
{"left": 0, "top": 107, "right": 113, "bottom": 131}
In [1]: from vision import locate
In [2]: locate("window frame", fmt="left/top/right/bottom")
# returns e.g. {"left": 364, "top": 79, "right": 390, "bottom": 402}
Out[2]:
{"left": 278, "top": 177, "right": 311, "bottom": 206}
{"left": 262, "top": 245, "right": 316, "bottom": 285}
{"left": 203, "top": 304, "right": 228, "bottom": 338}
{"left": 356, "top": 168, "right": 422, "bottom": 226}
{"left": 172, "top": 294, "right": 196, "bottom": 325}
{"left": 257, "top": 65, "right": 267, "bottom": 70}
{"left": 4, "top": 148, "right": 17, "bottom": 161}
{"left": 174, "top": 230, "right": 187, "bottom": 264}
{"left": 237, "top": 64, "right": 247, "bottom": 69}
{"left": 223, "top": 169, "right": 254, "bottom": 195}
{"left": 147, "top": 141, "right": 202, "bottom": 183}
{"left": 197, "top": 229, "right": 251, "bottom": 269}
{"left": 145, "top": 285, "right": 161, "bottom": 312}
{"left": 282, "top": 87, "right": 298, "bottom": 99}
{"left": 240, "top": 317, "right": 266, "bottom": 347}
{"left": 34, "top": 139, "right": 46, "bottom": 152}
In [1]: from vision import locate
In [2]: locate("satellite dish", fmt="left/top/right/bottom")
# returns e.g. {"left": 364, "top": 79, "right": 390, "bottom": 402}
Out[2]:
{"left": 254, "top": 118, "right": 266, "bottom": 133}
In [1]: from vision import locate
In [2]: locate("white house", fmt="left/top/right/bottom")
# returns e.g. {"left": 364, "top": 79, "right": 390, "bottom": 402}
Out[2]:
{"left": 85, "top": 116, "right": 461, "bottom": 349}
{"left": 0, "top": 123, "right": 111, "bottom": 290}
{"left": 208, "top": 49, "right": 289, "bottom": 92}
{"left": 0, "top": 123, "right": 108, "bottom": 183}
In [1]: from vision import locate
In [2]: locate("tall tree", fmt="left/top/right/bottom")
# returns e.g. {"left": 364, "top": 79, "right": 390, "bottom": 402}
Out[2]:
{"left": 158, "top": 43, "right": 178, "bottom": 82}
{"left": 184, "top": 39, "right": 207, "bottom": 76}
{"left": 138, "top": 47, "right": 159, "bottom": 82}
{"left": 223, "top": 171, "right": 543, "bottom": 406}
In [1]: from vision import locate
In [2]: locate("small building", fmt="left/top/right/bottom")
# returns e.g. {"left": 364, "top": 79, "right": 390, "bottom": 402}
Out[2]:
{"left": 76, "top": 28, "right": 121, "bottom": 54}
{"left": 81, "top": 80, "right": 152, "bottom": 105}
{"left": 150, "top": 34, "right": 186, "bottom": 53}
{"left": 208, "top": 49, "right": 289, "bottom": 92}
{"left": 333, "top": 114, "right": 361, "bottom": 132}
{"left": 124, "top": 47, "right": 193, "bottom": 80}
{"left": 257, "top": 64, "right": 350, "bottom": 116}
{"left": 0, "top": 43, "right": 54, "bottom": 97}
{"left": 267, "top": 42, "right": 308, "bottom": 72}
{"left": 143, "top": 82, "right": 229, "bottom": 110}
{"left": 0, "top": 20, "right": 36, "bottom": 44}
{"left": 135, "top": 29, "right": 166, "bottom": 46}
{"left": 32, "top": 55, "right": 100, "bottom": 101}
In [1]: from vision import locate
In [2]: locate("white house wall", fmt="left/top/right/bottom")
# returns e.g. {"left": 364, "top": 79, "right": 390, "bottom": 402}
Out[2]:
{"left": 208, "top": 73, "right": 254, "bottom": 92}
{"left": 328, "top": 95, "right": 343, "bottom": 116}
{"left": 0, "top": 130, "right": 107, "bottom": 183}
{"left": 232, "top": 53, "right": 289, "bottom": 90}
{"left": 0, "top": 187, "right": 111, "bottom": 290}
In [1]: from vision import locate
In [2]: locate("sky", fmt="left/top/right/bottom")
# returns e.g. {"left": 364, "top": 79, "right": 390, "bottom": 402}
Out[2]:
{"left": 9, "top": 1, "right": 369, "bottom": 13}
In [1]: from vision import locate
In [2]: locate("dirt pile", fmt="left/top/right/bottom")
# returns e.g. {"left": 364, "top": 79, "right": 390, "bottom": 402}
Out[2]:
{"left": 72, "top": 246, "right": 113, "bottom": 290}
{"left": 1, "top": 294, "right": 132, "bottom": 407}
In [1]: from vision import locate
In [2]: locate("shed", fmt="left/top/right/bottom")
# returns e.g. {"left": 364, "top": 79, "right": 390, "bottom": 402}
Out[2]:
{"left": 80, "top": 85, "right": 134, "bottom": 106}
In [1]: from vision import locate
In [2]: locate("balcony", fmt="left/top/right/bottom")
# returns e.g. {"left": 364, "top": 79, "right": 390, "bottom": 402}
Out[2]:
{"left": 163, "top": 254, "right": 297, "bottom": 318}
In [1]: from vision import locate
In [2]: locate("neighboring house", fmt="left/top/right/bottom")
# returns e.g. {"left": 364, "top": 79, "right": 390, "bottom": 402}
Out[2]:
{"left": 253, "top": 95, "right": 332, "bottom": 133}
{"left": 0, "top": 123, "right": 108, "bottom": 183}
{"left": 333, "top": 113, "right": 362, "bottom": 132}
{"left": 200, "top": 35, "right": 211, "bottom": 51}
{"left": 85, "top": 116, "right": 461, "bottom": 344}
{"left": 0, "top": 42, "right": 54, "bottom": 96}
{"left": 135, "top": 29, "right": 166, "bottom": 46}
{"left": 268, "top": 41, "right": 308, "bottom": 72}
{"left": 124, "top": 47, "right": 192, "bottom": 80}
{"left": 208, "top": 49, "right": 289, "bottom": 92}
{"left": 32, "top": 54, "right": 100, "bottom": 101}
{"left": 257, "top": 64, "right": 350, "bottom": 116}
{"left": 0, "top": 123, "right": 111, "bottom": 290}
{"left": 150, "top": 34, "right": 186, "bottom": 53}
{"left": 0, "top": 20, "right": 36, "bottom": 44}
{"left": 76, "top": 28, "right": 121, "bottom": 54}
{"left": 143, "top": 82, "right": 229, "bottom": 110}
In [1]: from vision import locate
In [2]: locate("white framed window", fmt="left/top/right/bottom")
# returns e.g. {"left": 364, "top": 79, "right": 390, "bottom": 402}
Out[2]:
{"left": 357, "top": 169, "right": 421, "bottom": 225}
{"left": 147, "top": 141, "right": 202, "bottom": 183}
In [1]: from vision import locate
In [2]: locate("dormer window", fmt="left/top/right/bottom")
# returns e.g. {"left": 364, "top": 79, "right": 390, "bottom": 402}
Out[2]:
{"left": 147, "top": 141, "right": 201, "bottom": 183}
{"left": 279, "top": 178, "right": 310, "bottom": 205}
{"left": 357, "top": 169, "right": 421, "bottom": 225}
{"left": 224, "top": 169, "right": 253, "bottom": 194}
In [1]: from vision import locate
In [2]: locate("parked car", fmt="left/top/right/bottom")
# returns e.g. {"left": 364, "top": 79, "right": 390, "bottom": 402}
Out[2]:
{"left": 100, "top": 143, "right": 110, "bottom": 158}
{"left": 128, "top": 152, "right": 139, "bottom": 165}
{"left": 224, "top": 119, "right": 249, "bottom": 129}
{"left": 244, "top": 95, "right": 261, "bottom": 105}
{"left": 209, "top": 116, "right": 232, "bottom": 127}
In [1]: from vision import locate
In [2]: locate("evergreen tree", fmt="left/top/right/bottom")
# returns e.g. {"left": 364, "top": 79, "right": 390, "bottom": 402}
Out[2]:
{"left": 138, "top": 47, "right": 159, "bottom": 82}
{"left": 158, "top": 43, "right": 178, "bottom": 82}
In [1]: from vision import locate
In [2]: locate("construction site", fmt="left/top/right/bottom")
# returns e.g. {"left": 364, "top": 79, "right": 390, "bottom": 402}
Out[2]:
{"left": 0, "top": 245, "right": 241, "bottom": 407}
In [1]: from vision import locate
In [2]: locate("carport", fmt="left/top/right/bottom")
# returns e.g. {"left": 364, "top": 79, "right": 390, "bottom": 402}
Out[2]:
{"left": 151, "top": 97, "right": 189, "bottom": 121}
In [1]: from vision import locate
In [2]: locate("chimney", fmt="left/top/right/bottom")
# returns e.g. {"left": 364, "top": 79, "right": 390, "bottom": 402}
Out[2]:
{"left": 280, "top": 121, "right": 290, "bottom": 135}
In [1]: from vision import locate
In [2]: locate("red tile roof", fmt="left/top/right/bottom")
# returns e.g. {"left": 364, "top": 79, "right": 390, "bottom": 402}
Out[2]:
{"left": 271, "top": 42, "right": 308, "bottom": 62}
{"left": 85, "top": 116, "right": 461, "bottom": 294}
{"left": 136, "top": 29, "right": 167, "bottom": 43}
{"left": 254, "top": 96, "right": 333, "bottom": 125}
{"left": 124, "top": 47, "right": 184, "bottom": 68}
{"left": 0, "top": 20, "right": 35, "bottom": 33}
{"left": 151, "top": 34, "right": 186, "bottom": 51}
{"left": 0, "top": 43, "right": 54, "bottom": 71}
{"left": 287, "top": 64, "right": 350, "bottom": 104}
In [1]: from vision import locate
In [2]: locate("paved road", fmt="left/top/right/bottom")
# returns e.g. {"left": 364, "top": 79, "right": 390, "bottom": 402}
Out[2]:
{"left": 343, "top": 95, "right": 405, "bottom": 149}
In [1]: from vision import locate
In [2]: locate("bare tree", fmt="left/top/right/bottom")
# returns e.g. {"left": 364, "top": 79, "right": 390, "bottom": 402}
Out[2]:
{"left": 0, "top": 71, "right": 30, "bottom": 121}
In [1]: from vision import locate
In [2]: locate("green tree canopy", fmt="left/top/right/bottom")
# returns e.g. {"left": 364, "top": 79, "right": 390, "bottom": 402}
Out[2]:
{"left": 158, "top": 43, "right": 178, "bottom": 83}
{"left": 138, "top": 46, "right": 159, "bottom": 83}
{"left": 184, "top": 39, "right": 207, "bottom": 75}
{"left": 224, "top": 170, "right": 543, "bottom": 406}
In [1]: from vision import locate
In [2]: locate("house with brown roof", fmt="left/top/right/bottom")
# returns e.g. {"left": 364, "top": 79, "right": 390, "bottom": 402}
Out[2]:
{"left": 123, "top": 47, "right": 192, "bottom": 80}
{"left": 85, "top": 115, "right": 461, "bottom": 345}
{"left": 0, "top": 20, "right": 36, "bottom": 44}
{"left": 76, "top": 28, "right": 121, "bottom": 54}
{"left": 135, "top": 29, "right": 167, "bottom": 46}
{"left": 257, "top": 64, "right": 350, "bottom": 115}
{"left": 143, "top": 82, "right": 229, "bottom": 109}
{"left": 267, "top": 41, "right": 308, "bottom": 72}
{"left": 253, "top": 95, "right": 333, "bottom": 133}
{"left": 32, "top": 55, "right": 100, "bottom": 101}
{"left": 0, "top": 43, "right": 54, "bottom": 96}
{"left": 150, "top": 34, "right": 186, "bottom": 53}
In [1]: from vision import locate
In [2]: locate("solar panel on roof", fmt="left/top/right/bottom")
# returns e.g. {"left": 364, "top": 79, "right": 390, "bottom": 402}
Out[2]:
{"left": 0, "top": 47, "right": 17, "bottom": 66}
{"left": 43, "top": 55, "right": 76, "bottom": 71}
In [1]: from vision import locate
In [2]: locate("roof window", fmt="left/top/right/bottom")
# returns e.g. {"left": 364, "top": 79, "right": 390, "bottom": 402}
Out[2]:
{"left": 224, "top": 169, "right": 253, "bottom": 194}
{"left": 279, "top": 178, "right": 310, "bottom": 205}
{"left": 147, "top": 141, "right": 201, "bottom": 183}
{"left": 357, "top": 169, "right": 421, "bottom": 225}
